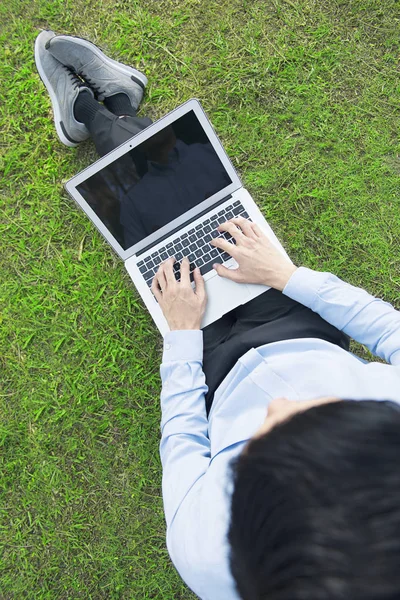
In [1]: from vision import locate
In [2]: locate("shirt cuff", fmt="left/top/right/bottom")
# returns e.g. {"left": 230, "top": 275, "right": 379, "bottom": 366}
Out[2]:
{"left": 282, "top": 266, "right": 330, "bottom": 308}
{"left": 162, "top": 330, "right": 204, "bottom": 363}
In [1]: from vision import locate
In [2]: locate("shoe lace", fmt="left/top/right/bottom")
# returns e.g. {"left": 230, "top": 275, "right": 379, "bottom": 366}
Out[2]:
{"left": 77, "top": 71, "right": 106, "bottom": 97}
{"left": 63, "top": 65, "right": 86, "bottom": 90}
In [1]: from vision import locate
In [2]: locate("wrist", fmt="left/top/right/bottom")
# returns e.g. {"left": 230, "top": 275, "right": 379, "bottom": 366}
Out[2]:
{"left": 169, "top": 321, "right": 202, "bottom": 331}
{"left": 272, "top": 264, "right": 298, "bottom": 291}
{"left": 169, "top": 326, "right": 202, "bottom": 331}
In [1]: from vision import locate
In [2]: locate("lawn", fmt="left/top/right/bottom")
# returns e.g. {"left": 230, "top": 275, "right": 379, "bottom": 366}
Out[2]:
{"left": 0, "top": 0, "right": 399, "bottom": 598}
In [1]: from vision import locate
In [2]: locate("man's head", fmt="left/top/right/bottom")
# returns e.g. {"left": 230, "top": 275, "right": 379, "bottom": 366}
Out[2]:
{"left": 229, "top": 399, "right": 400, "bottom": 600}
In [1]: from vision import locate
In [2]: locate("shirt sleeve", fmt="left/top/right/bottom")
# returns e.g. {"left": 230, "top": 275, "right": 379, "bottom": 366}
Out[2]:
{"left": 159, "top": 330, "right": 210, "bottom": 529}
{"left": 283, "top": 267, "right": 400, "bottom": 365}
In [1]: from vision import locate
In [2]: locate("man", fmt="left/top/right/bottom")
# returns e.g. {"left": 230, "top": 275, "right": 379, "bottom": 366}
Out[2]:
{"left": 35, "top": 30, "right": 400, "bottom": 600}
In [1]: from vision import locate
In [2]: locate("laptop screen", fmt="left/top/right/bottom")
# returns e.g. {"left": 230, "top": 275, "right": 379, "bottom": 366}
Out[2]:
{"left": 76, "top": 110, "right": 233, "bottom": 251}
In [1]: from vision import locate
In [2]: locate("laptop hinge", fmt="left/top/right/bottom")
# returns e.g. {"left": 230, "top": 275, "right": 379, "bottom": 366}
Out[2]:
{"left": 136, "top": 194, "right": 233, "bottom": 257}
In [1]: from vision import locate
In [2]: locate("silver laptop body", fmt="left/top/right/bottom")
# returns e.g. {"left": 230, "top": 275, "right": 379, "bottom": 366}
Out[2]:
{"left": 65, "top": 99, "right": 290, "bottom": 337}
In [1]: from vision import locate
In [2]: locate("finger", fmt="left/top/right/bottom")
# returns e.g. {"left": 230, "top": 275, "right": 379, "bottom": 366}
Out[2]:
{"left": 249, "top": 221, "right": 264, "bottom": 238}
{"left": 193, "top": 267, "right": 206, "bottom": 298}
{"left": 217, "top": 221, "right": 243, "bottom": 244}
{"left": 163, "top": 257, "right": 176, "bottom": 286}
{"left": 230, "top": 217, "right": 257, "bottom": 239}
{"left": 151, "top": 276, "right": 163, "bottom": 302}
{"left": 213, "top": 263, "right": 242, "bottom": 282}
{"left": 180, "top": 257, "right": 191, "bottom": 286}
{"left": 155, "top": 264, "right": 167, "bottom": 291}
{"left": 210, "top": 236, "right": 237, "bottom": 255}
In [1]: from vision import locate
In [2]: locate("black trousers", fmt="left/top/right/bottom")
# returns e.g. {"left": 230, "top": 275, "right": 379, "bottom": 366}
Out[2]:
{"left": 90, "top": 107, "right": 350, "bottom": 414}
{"left": 88, "top": 105, "right": 153, "bottom": 156}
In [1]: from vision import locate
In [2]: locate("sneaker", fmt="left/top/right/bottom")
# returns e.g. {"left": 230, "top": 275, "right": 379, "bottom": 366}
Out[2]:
{"left": 45, "top": 35, "right": 147, "bottom": 111}
{"left": 34, "top": 30, "right": 93, "bottom": 147}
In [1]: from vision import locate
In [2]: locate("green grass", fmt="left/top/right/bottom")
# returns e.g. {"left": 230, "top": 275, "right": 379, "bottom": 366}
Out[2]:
{"left": 0, "top": 0, "right": 399, "bottom": 597}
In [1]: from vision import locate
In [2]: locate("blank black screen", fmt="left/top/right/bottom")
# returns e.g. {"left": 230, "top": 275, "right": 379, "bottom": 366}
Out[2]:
{"left": 76, "top": 110, "right": 232, "bottom": 250}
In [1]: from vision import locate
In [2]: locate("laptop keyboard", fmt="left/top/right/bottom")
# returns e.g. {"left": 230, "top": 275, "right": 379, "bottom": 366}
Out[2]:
{"left": 137, "top": 200, "right": 251, "bottom": 288}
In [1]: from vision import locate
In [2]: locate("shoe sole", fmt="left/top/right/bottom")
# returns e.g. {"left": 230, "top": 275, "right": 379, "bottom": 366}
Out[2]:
{"left": 49, "top": 35, "right": 148, "bottom": 91}
{"left": 35, "top": 31, "right": 79, "bottom": 147}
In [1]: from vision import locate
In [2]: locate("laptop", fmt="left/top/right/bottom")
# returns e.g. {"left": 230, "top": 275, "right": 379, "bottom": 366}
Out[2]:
{"left": 65, "top": 99, "right": 290, "bottom": 336}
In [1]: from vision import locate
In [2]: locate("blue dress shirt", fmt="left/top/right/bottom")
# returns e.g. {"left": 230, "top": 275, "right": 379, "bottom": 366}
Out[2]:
{"left": 159, "top": 267, "right": 400, "bottom": 600}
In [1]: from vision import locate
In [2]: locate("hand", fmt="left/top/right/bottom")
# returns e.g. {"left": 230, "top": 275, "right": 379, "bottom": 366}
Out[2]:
{"left": 151, "top": 257, "right": 207, "bottom": 330}
{"left": 210, "top": 217, "right": 298, "bottom": 291}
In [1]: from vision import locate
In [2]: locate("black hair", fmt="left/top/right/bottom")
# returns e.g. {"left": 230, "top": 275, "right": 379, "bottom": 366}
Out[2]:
{"left": 228, "top": 400, "right": 400, "bottom": 600}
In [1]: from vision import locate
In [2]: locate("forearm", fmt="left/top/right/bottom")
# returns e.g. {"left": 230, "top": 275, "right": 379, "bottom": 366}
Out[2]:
{"left": 283, "top": 267, "right": 400, "bottom": 364}
{"left": 160, "top": 330, "right": 210, "bottom": 527}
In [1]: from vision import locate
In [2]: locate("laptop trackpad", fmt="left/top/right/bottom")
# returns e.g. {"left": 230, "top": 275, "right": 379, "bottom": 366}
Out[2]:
{"left": 202, "top": 274, "right": 249, "bottom": 325}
